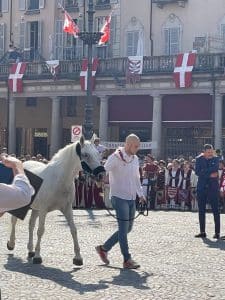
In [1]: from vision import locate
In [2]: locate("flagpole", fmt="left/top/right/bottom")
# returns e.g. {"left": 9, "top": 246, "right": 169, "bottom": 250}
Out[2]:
{"left": 78, "top": 0, "right": 103, "bottom": 139}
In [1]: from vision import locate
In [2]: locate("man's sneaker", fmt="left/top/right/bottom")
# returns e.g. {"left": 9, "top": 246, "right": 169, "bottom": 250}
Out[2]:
{"left": 95, "top": 245, "right": 109, "bottom": 265}
{"left": 194, "top": 232, "right": 207, "bottom": 238}
{"left": 123, "top": 259, "right": 140, "bottom": 269}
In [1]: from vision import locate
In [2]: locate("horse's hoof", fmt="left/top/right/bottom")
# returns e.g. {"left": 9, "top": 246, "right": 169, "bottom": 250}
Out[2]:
{"left": 28, "top": 252, "right": 35, "bottom": 258}
{"left": 73, "top": 258, "right": 83, "bottom": 266}
{"left": 7, "top": 241, "right": 14, "bottom": 251}
{"left": 33, "top": 257, "right": 42, "bottom": 264}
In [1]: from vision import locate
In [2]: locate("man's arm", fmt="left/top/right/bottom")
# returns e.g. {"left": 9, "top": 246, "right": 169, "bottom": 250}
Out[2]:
{"left": 0, "top": 156, "right": 34, "bottom": 214}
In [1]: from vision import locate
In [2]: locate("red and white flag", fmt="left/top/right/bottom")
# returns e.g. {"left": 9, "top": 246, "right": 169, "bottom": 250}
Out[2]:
{"left": 173, "top": 52, "right": 196, "bottom": 88}
{"left": 63, "top": 11, "right": 79, "bottom": 38}
{"left": 98, "top": 15, "right": 111, "bottom": 46}
{"left": 80, "top": 58, "right": 99, "bottom": 91}
{"left": 8, "top": 62, "right": 27, "bottom": 93}
{"left": 46, "top": 60, "right": 60, "bottom": 80}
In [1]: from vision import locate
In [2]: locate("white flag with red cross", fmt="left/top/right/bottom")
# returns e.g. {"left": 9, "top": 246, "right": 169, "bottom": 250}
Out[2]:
{"left": 8, "top": 62, "right": 27, "bottom": 93}
{"left": 80, "top": 58, "right": 99, "bottom": 91}
{"left": 173, "top": 52, "right": 196, "bottom": 88}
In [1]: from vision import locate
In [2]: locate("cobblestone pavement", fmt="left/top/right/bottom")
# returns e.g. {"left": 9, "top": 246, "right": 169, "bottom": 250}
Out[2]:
{"left": 1, "top": 210, "right": 225, "bottom": 300}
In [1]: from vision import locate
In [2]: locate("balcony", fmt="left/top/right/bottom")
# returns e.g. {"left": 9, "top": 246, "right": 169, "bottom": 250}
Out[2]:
{"left": 152, "top": 0, "right": 188, "bottom": 8}
{"left": 0, "top": 53, "right": 224, "bottom": 81}
{"left": 95, "top": 0, "right": 111, "bottom": 10}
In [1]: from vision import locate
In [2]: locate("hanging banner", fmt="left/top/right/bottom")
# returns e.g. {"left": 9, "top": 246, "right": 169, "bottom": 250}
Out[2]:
{"left": 101, "top": 141, "right": 157, "bottom": 150}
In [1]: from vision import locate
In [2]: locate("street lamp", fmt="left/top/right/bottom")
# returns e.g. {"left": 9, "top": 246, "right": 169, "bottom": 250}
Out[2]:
{"left": 78, "top": 0, "right": 103, "bottom": 139}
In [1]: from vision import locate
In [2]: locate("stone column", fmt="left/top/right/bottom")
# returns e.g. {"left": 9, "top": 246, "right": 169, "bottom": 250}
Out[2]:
{"left": 214, "top": 93, "right": 223, "bottom": 150}
{"left": 151, "top": 94, "right": 162, "bottom": 158}
{"left": 50, "top": 97, "right": 61, "bottom": 158}
{"left": 8, "top": 95, "right": 16, "bottom": 154}
{"left": 99, "top": 95, "right": 108, "bottom": 141}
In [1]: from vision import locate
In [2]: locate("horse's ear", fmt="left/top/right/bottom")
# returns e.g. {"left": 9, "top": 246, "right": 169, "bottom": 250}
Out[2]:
{"left": 76, "top": 142, "right": 81, "bottom": 159}
{"left": 91, "top": 133, "right": 98, "bottom": 144}
{"left": 80, "top": 136, "right": 85, "bottom": 147}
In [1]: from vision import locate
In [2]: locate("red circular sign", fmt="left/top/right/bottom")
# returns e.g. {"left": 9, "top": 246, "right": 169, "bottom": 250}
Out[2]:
{"left": 73, "top": 126, "right": 81, "bottom": 136}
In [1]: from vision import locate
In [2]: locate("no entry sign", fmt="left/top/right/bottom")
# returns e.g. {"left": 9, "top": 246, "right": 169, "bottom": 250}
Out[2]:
{"left": 71, "top": 125, "right": 82, "bottom": 142}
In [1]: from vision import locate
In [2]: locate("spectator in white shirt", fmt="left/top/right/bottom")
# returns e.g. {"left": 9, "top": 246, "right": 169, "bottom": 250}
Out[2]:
{"left": 95, "top": 134, "right": 145, "bottom": 269}
{"left": 94, "top": 138, "right": 107, "bottom": 159}
{"left": 0, "top": 155, "right": 34, "bottom": 216}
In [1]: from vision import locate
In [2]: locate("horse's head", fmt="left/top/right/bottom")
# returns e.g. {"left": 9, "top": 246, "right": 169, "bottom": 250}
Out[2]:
{"left": 76, "top": 136, "right": 105, "bottom": 180}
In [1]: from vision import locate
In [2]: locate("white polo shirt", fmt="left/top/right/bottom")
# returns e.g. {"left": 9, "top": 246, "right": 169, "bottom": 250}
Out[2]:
{"left": 104, "top": 147, "right": 144, "bottom": 200}
{"left": 0, "top": 174, "right": 34, "bottom": 212}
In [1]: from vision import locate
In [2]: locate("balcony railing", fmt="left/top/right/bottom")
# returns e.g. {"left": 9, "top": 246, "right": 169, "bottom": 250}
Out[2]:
{"left": 0, "top": 53, "right": 225, "bottom": 81}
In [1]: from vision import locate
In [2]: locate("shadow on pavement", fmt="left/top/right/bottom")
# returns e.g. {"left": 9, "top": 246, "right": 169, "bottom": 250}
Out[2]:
{"left": 4, "top": 254, "right": 108, "bottom": 295}
{"left": 99, "top": 265, "right": 152, "bottom": 290}
{"left": 202, "top": 238, "right": 225, "bottom": 250}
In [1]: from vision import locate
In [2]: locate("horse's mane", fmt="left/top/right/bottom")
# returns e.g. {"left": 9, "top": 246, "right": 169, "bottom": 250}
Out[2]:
{"left": 49, "top": 142, "right": 78, "bottom": 168}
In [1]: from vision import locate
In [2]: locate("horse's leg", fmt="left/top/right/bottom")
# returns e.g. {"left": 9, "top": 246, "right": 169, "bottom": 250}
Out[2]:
{"left": 32, "top": 210, "right": 47, "bottom": 264}
{"left": 27, "top": 209, "right": 39, "bottom": 258}
{"left": 62, "top": 204, "right": 83, "bottom": 265}
{"left": 7, "top": 216, "right": 18, "bottom": 250}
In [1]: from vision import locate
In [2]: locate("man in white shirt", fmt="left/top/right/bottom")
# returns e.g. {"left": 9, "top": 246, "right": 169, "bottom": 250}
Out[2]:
{"left": 96, "top": 134, "right": 145, "bottom": 269}
{"left": 0, "top": 155, "right": 34, "bottom": 216}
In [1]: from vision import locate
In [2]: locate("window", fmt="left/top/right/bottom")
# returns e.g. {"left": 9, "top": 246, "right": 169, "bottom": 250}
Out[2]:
{"left": 26, "top": 97, "right": 37, "bottom": 107}
{"left": 164, "top": 27, "right": 180, "bottom": 55}
{"left": 65, "top": 0, "right": 78, "bottom": 8}
{"left": 127, "top": 31, "right": 139, "bottom": 56}
{"left": 66, "top": 96, "right": 77, "bottom": 117}
{"left": 28, "top": 0, "right": 39, "bottom": 10}
{"left": 20, "top": 21, "right": 42, "bottom": 60}
{"left": 60, "top": 97, "right": 77, "bottom": 117}
{"left": 55, "top": 19, "right": 82, "bottom": 60}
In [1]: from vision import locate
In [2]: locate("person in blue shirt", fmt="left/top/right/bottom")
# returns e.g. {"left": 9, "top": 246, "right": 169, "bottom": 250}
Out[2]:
{"left": 195, "top": 144, "right": 220, "bottom": 239}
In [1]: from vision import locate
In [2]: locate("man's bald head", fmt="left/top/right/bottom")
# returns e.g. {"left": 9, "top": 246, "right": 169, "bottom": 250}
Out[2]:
{"left": 124, "top": 134, "right": 140, "bottom": 155}
{"left": 125, "top": 134, "right": 140, "bottom": 144}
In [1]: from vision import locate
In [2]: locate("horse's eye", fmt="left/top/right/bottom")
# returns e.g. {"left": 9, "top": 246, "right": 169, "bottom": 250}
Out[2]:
{"left": 82, "top": 153, "right": 89, "bottom": 159}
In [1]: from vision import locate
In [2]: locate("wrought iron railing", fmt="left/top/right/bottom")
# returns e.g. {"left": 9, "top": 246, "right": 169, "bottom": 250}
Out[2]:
{"left": 1, "top": 53, "right": 225, "bottom": 81}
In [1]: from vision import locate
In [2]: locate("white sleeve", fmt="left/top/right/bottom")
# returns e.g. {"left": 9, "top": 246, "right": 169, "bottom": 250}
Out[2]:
{"left": 0, "top": 174, "right": 34, "bottom": 212}
{"left": 165, "top": 169, "right": 169, "bottom": 185}
{"left": 104, "top": 153, "right": 117, "bottom": 173}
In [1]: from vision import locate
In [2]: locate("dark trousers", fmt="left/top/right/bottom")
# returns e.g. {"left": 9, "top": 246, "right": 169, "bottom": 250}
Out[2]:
{"left": 197, "top": 180, "right": 220, "bottom": 234}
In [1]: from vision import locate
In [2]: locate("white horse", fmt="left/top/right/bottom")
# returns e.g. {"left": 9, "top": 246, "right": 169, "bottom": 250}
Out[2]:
{"left": 7, "top": 137, "right": 104, "bottom": 265}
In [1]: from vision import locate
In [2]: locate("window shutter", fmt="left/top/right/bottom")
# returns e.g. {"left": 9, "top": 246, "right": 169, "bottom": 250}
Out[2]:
{"left": 164, "top": 28, "right": 170, "bottom": 55}
{"left": 19, "top": 0, "right": 26, "bottom": 10}
{"left": 170, "top": 27, "right": 180, "bottom": 55}
{"left": 38, "top": 21, "right": 42, "bottom": 53}
{"left": 76, "top": 18, "right": 83, "bottom": 59}
{"left": 221, "top": 24, "right": 225, "bottom": 45}
{"left": 0, "top": 23, "right": 5, "bottom": 57}
{"left": 20, "top": 22, "right": 26, "bottom": 49}
{"left": 110, "top": 15, "right": 116, "bottom": 45}
{"left": 39, "top": 0, "right": 45, "bottom": 9}
{"left": 55, "top": 20, "right": 64, "bottom": 59}
{"left": 2, "top": 0, "right": 9, "bottom": 13}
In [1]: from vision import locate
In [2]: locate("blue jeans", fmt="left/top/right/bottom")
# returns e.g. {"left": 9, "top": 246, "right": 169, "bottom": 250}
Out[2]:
{"left": 103, "top": 196, "right": 136, "bottom": 262}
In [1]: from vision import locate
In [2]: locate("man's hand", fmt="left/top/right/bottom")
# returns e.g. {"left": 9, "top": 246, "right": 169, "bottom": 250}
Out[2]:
{"left": 1, "top": 155, "right": 25, "bottom": 175}
{"left": 139, "top": 196, "right": 147, "bottom": 204}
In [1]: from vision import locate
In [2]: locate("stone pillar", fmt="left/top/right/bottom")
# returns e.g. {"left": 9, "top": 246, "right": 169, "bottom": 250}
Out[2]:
{"left": 50, "top": 97, "right": 61, "bottom": 158}
{"left": 151, "top": 94, "right": 162, "bottom": 158}
{"left": 8, "top": 95, "right": 16, "bottom": 154}
{"left": 99, "top": 95, "right": 108, "bottom": 141}
{"left": 214, "top": 93, "right": 223, "bottom": 150}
